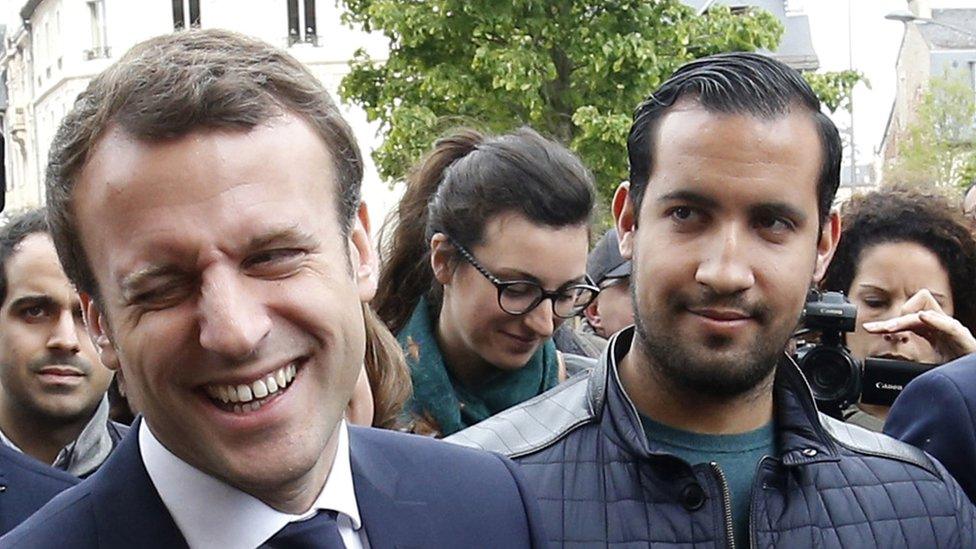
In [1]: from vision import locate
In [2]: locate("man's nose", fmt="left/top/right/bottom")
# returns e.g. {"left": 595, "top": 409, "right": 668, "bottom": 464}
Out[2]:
{"left": 197, "top": 267, "right": 271, "bottom": 360}
{"left": 47, "top": 310, "right": 81, "bottom": 354}
{"left": 694, "top": 227, "right": 756, "bottom": 295}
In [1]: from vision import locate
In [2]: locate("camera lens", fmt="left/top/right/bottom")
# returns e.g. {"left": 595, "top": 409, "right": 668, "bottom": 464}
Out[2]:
{"left": 813, "top": 355, "right": 847, "bottom": 394}
{"left": 798, "top": 346, "right": 861, "bottom": 406}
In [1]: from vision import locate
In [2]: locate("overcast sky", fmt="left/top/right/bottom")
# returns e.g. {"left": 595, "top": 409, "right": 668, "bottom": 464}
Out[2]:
{"left": 797, "top": 0, "right": 976, "bottom": 166}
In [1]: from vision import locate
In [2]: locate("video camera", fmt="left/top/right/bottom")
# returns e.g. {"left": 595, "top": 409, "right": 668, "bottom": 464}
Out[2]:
{"left": 794, "top": 289, "right": 938, "bottom": 418}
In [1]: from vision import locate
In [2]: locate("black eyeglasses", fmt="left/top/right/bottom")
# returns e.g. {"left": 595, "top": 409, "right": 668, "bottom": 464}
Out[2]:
{"left": 446, "top": 236, "right": 599, "bottom": 319}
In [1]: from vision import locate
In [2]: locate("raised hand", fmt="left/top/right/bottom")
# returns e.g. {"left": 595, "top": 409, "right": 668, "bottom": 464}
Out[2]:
{"left": 863, "top": 288, "right": 976, "bottom": 363}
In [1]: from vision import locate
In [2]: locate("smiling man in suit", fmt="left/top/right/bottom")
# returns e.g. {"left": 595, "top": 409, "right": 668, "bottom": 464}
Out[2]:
{"left": 1, "top": 29, "right": 545, "bottom": 548}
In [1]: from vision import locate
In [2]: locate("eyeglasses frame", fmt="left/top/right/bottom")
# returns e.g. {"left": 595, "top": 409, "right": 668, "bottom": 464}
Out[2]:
{"left": 444, "top": 235, "right": 600, "bottom": 319}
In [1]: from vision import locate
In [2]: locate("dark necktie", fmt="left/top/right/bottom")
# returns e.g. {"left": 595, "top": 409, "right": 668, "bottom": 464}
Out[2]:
{"left": 261, "top": 510, "right": 346, "bottom": 549}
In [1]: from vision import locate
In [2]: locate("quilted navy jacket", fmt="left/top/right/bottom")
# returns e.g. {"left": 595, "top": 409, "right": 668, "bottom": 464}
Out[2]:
{"left": 449, "top": 328, "right": 976, "bottom": 548}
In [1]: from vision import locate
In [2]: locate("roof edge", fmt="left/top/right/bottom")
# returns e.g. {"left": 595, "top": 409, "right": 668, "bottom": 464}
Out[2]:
{"left": 19, "top": 0, "right": 44, "bottom": 22}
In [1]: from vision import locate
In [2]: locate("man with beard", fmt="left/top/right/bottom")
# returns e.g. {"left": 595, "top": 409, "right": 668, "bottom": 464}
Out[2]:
{"left": 450, "top": 52, "right": 976, "bottom": 547}
{"left": 0, "top": 209, "right": 123, "bottom": 479}
{"left": 0, "top": 209, "right": 119, "bottom": 534}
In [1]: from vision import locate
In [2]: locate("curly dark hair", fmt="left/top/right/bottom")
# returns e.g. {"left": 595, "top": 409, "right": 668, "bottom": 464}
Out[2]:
{"left": 822, "top": 189, "right": 976, "bottom": 333}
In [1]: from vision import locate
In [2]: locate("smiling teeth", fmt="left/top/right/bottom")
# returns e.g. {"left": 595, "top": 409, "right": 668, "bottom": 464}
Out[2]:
{"left": 205, "top": 362, "right": 297, "bottom": 405}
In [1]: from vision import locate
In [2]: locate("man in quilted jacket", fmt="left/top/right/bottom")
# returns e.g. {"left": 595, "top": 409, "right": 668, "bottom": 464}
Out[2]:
{"left": 449, "top": 52, "right": 976, "bottom": 548}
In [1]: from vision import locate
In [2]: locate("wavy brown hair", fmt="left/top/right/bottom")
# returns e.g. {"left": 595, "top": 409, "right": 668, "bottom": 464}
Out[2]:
{"left": 45, "top": 29, "right": 362, "bottom": 306}
{"left": 361, "top": 303, "right": 412, "bottom": 430}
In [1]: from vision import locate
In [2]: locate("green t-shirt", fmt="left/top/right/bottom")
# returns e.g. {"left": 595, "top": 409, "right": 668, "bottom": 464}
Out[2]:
{"left": 640, "top": 414, "right": 775, "bottom": 546}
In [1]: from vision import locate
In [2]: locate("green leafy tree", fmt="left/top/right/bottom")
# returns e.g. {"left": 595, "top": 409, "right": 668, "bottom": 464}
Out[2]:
{"left": 803, "top": 69, "right": 865, "bottom": 114}
{"left": 340, "top": 0, "right": 861, "bottom": 204}
{"left": 885, "top": 72, "right": 976, "bottom": 193}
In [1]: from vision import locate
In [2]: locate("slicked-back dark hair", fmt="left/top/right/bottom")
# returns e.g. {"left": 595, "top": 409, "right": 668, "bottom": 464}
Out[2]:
{"left": 822, "top": 189, "right": 976, "bottom": 334}
{"left": 627, "top": 52, "right": 842, "bottom": 223}
{"left": 46, "top": 28, "right": 363, "bottom": 302}
{"left": 0, "top": 208, "right": 50, "bottom": 307}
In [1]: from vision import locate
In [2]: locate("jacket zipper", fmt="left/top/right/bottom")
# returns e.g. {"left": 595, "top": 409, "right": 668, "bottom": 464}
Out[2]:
{"left": 749, "top": 456, "right": 773, "bottom": 549}
{"left": 710, "top": 462, "right": 735, "bottom": 549}
{"left": 616, "top": 358, "right": 735, "bottom": 548}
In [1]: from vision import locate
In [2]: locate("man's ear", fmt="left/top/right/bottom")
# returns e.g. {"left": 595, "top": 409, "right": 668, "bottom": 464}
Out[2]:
{"left": 613, "top": 182, "right": 636, "bottom": 260}
{"left": 812, "top": 210, "right": 841, "bottom": 284}
{"left": 350, "top": 202, "right": 378, "bottom": 302}
{"left": 583, "top": 298, "right": 602, "bottom": 330}
{"left": 429, "top": 233, "right": 454, "bottom": 285}
{"left": 81, "top": 293, "right": 121, "bottom": 372}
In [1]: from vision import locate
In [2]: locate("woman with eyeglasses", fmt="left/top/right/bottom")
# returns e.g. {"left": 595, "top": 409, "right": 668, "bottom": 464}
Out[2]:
{"left": 374, "top": 127, "right": 597, "bottom": 437}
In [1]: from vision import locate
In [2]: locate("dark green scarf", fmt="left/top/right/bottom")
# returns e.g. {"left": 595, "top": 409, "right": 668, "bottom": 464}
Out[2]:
{"left": 398, "top": 297, "right": 559, "bottom": 436}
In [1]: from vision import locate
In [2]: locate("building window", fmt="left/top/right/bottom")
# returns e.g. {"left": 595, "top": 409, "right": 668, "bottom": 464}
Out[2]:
{"left": 173, "top": 0, "right": 200, "bottom": 30}
{"left": 287, "top": 0, "right": 317, "bottom": 46}
{"left": 43, "top": 21, "right": 50, "bottom": 66}
{"left": 46, "top": 21, "right": 53, "bottom": 62}
{"left": 86, "top": 0, "right": 110, "bottom": 59}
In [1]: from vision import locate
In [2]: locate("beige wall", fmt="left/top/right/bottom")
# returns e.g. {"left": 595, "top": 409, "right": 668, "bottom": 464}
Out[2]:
{"left": 1, "top": 0, "right": 400, "bottom": 225}
{"left": 881, "top": 22, "right": 932, "bottom": 164}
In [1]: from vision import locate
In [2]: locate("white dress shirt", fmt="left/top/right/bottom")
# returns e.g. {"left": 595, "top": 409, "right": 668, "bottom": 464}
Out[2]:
{"left": 139, "top": 419, "right": 368, "bottom": 548}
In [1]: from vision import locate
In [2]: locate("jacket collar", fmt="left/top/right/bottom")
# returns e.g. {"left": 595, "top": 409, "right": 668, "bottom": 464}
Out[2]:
{"left": 349, "top": 426, "right": 429, "bottom": 549}
{"left": 594, "top": 327, "right": 841, "bottom": 466}
{"left": 771, "top": 355, "right": 841, "bottom": 466}
{"left": 86, "top": 417, "right": 188, "bottom": 548}
{"left": 0, "top": 438, "right": 79, "bottom": 484}
{"left": 83, "top": 421, "right": 432, "bottom": 549}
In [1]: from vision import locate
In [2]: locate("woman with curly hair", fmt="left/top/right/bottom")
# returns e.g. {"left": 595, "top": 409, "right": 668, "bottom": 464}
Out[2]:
{"left": 821, "top": 188, "right": 976, "bottom": 430}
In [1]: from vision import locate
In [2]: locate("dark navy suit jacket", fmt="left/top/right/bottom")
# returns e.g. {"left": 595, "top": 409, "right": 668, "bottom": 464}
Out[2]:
{"left": 0, "top": 422, "right": 547, "bottom": 548}
{"left": 885, "top": 353, "right": 976, "bottom": 504}
{"left": 0, "top": 443, "right": 78, "bottom": 535}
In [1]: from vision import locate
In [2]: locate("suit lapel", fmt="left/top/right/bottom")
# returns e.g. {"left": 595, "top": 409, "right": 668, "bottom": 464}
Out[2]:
{"left": 87, "top": 418, "right": 188, "bottom": 549}
{"left": 0, "top": 443, "right": 78, "bottom": 534}
{"left": 86, "top": 422, "right": 430, "bottom": 548}
{"left": 349, "top": 427, "right": 429, "bottom": 549}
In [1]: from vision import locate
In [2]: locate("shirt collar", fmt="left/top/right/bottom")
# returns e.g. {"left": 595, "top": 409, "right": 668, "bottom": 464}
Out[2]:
{"left": 139, "top": 419, "right": 361, "bottom": 548}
